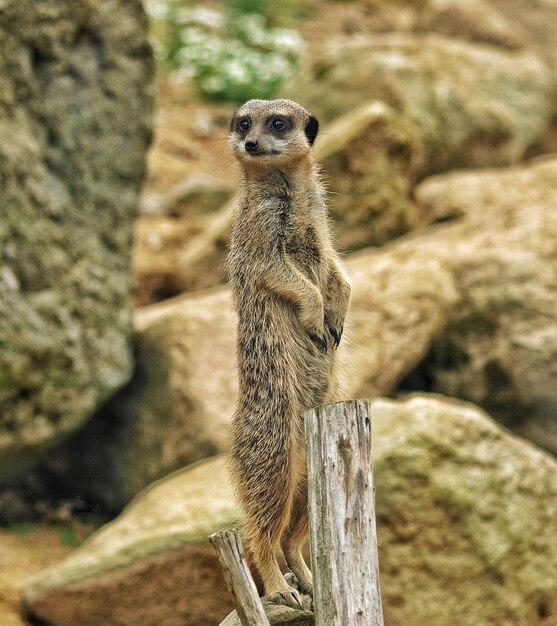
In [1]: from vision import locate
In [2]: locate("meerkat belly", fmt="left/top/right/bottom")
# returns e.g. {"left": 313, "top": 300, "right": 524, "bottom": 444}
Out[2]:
{"left": 236, "top": 292, "right": 332, "bottom": 412}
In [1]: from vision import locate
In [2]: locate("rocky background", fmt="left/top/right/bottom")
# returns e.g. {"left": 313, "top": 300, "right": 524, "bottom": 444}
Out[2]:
{"left": 1, "top": 0, "right": 557, "bottom": 625}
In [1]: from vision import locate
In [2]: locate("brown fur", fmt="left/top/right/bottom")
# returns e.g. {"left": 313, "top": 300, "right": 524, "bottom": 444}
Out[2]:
{"left": 226, "top": 99, "right": 351, "bottom": 609}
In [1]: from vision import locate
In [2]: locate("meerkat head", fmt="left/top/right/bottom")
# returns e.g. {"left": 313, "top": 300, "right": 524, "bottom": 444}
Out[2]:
{"left": 229, "top": 99, "right": 319, "bottom": 168}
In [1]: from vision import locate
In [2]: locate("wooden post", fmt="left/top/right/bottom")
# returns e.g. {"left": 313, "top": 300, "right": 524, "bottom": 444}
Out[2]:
{"left": 305, "top": 400, "right": 384, "bottom": 626}
{"left": 209, "top": 529, "right": 271, "bottom": 626}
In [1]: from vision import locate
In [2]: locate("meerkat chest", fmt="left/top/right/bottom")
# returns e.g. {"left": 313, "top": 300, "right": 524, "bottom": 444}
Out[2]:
{"left": 285, "top": 223, "right": 320, "bottom": 261}
{"left": 284, "top": 220, "right": 327, "bottom": 285}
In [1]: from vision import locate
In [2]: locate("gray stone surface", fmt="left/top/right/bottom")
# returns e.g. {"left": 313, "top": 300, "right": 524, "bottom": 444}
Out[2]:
{"left": 0, "top": 0, "right": 153, "bottom": 483}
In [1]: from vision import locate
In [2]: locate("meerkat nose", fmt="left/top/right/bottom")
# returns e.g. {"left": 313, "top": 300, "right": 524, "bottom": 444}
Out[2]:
{"left": 245, "top": 139, "right": 259, "bottom": 153}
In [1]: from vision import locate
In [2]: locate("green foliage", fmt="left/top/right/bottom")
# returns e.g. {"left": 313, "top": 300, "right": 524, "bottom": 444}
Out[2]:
{"left": 57, "top": 525, "right": 80, "bottom": 547}
{"left": 146, "top": 2, "right": 306, "bottom": 103}
{"left": 226, "top": 0, "right": 312, "bottom": 26}
{"left": 9, "top": 522, "right": 36, "bottom": 538}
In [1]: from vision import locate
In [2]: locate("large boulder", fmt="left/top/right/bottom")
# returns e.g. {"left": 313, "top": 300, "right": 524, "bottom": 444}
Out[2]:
{"left": 316, "top": 101, "right": 427, "bottom": 250}
{"left": 286, "top": 34, "right": 554, "bottom": 176}
{"left": 0, "top": 0, "right": 153, "bottom": 483}
{"left": 25, "top": 395, "right": 557, "bottom": 626}
{"left": 48, "top": 288, "right": 237, "bottom": 511}
{"left": 38, "top": 247, "right": 457, "bottom": 511}
{"left": 25, "top": 456, "right": 237, "bottom": 626}
{"left": 405, "top": 156, "right": 557, "bottom": 454}
{"left": 375, "top": 395, "right": 557, "bottom": 626}
{"left": 300, "top": 0, "right": 531, "bottom": 54}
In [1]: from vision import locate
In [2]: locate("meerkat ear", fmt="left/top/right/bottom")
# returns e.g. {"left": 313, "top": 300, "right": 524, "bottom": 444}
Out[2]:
{"left": 305, "top": 115, "right": 319, "bottom": 146}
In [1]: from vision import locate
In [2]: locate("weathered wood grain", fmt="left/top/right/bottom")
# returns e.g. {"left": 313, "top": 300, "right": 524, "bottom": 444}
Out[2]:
{"left": 209, "top": 528, "right": 271, "bottom": 626}
{"left": 305, "top": 400, "right": 384, "bottom": 626}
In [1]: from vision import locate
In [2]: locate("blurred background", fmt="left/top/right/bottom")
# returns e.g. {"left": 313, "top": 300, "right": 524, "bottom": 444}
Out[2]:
{"left": 1, "top": 1, "right": 557, "bottom": 625}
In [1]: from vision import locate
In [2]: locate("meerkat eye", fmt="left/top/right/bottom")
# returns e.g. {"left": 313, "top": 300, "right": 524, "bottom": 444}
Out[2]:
{"left": 270, "top": 117, "right": 290, "bottom": 132}
{"left": 238, "top": 118, "right": 250, "bottom": 133}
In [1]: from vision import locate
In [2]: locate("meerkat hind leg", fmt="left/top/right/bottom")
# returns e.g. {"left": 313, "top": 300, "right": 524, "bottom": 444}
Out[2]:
{"left": 280, "top": 480, "right": 313, "bottom": 596}
{"left": 248, "top": 527, "right": 305, "bottom": 610}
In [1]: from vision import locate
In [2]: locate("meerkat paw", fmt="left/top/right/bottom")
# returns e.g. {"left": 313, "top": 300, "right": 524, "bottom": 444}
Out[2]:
{"left": 267, "top": 588, "right": 306, "bottom": 610}
{"left": 297, "top": 578, "right": 314, "bottom": 596}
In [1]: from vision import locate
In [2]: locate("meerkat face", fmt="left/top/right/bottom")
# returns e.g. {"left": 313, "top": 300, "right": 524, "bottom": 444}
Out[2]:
{"left": 229, "top": 99, "right": 319, "bottom": 168}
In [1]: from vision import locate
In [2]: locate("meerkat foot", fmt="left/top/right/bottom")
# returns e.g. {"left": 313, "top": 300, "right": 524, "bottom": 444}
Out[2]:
{"left": 267, "top": 588, "right": 305, "bottom": 610}
{"left": 284, "top": 572, "right": 299, "bottom": 590}
{"left": 296, "top": 577, "right": 313, "bottom": 596}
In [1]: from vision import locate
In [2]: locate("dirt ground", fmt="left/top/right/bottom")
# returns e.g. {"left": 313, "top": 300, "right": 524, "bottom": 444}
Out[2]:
{"left": 0, "top": 524, "right": 96, "bottom": 625}
{"left": 144, "top": 78, "right": 238, "bottom": 196}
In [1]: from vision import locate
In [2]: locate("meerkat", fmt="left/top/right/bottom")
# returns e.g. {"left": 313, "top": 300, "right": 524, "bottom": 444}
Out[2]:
{"left": 226, "top": 99, "right": 351, "bottom": 610}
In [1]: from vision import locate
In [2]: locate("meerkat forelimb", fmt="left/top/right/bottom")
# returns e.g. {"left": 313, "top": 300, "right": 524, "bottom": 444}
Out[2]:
{"left": 226, "top": 98, "right": 351, "bottom": 610}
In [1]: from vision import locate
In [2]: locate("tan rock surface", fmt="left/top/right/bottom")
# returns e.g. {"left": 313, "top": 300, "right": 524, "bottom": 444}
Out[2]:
{"left": 25, "top": 457, "right": 236, "bottom": 626}
{"left": 286, "top": 34, "right": 553, "bottom": 175}
{"left": 44, "top": 247, "right": 457, "bottom": 510}
{"left": 26, "top": 396, "right": 557, "bottom": 626}
{"left": 317, "top": 101, "right": 426, "bottom": 250}
{"left": 407, "top": 156, "right": 557, "bottom": 454}
{"left": 374, "top": 394, "right": 557, "bottom": 626}
{"left": 298, "top": 0, "right": 531, "bottom": 56}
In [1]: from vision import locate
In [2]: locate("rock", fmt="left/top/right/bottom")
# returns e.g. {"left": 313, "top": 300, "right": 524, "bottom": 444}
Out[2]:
{"left": 414, "top": 0, "right": 531, "bottom": 50}
{"left": 132, "top": 214, "right": 205, "bottom": 305}
{"left": 0, "top": 0, "right": 153, "bottom": 483}
{"left": 347, "top": 245, "right": 458, "bottom": 399}
{"left": 39, "top": 247, "right": 457, "bottom": 510}
{"left": 133, "top": 174, "right": 234, "bottom": 306}
{"left": 316, "top": 100, "right": 427, "bottom": 250}
{"left": 286, "top": 34, "right": 554, "bottom": 175}
{"left": 25, "top": 396, "right": 557, "bottom": 626}
{"left": 25, "top": 456, "right": 237, "bottom": 626}
{"left": 405, "top": 156, "right": 557, "bottom": 454}
{"left": 375, "top": 394, "right": 557, "bottom": 626}
{"left": 140, "top": 173, "right": 234, "bottom": 218}
{"left": 132, "top": 198, "right": 235, "bottom": 306}
{"left": 489, "top": 0, "right": 557, "bottom": 79}
{"left": 41, "top": 288, "right": 237, "bottom": 512}
{"left": 300, "top": 0, "right": 530, "bottom": 56}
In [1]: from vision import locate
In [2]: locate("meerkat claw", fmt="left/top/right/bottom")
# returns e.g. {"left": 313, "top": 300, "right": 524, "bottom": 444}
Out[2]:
{"left": 284, "top": 572, "right": 300, "bottom": 589}
{"left": 268, "top": 589, "right": 305, "bottom": 611}
{"left": 309, "top": 332, "right": 328, "bottom": 353}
